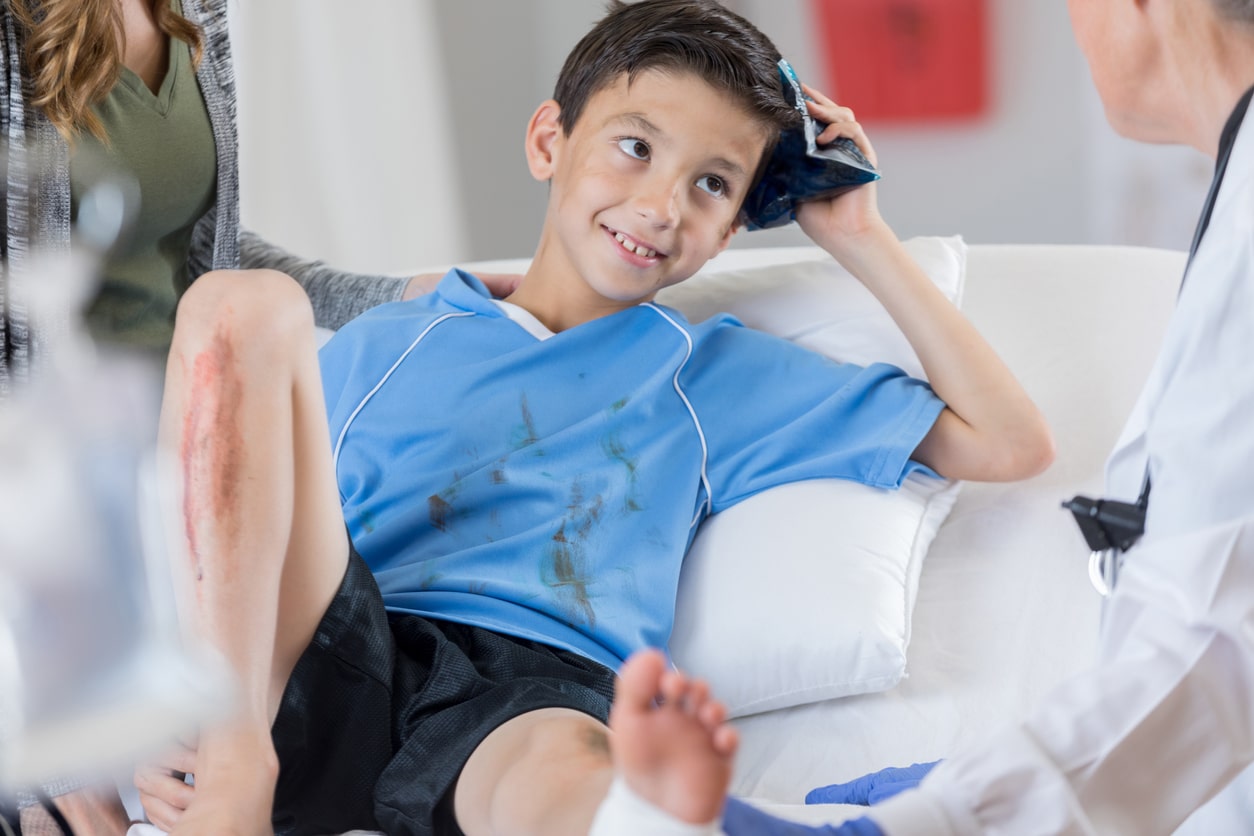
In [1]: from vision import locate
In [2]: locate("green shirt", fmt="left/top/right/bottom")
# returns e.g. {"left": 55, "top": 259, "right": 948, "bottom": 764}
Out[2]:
{"left": 71, "top": 7, "right": 216, "bottom": 351}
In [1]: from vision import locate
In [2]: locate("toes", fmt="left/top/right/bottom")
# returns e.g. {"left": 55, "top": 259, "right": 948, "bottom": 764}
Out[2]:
{"left": 685, "top": 678, "right": 710, "bottom": 716}
{"left": 697, "top": 696, "right": 727, "bottom": 732}
{"left": 713, "top": 725, "right": 740, "bottom": 758}
{"left": 614, "top": 649, "right": 668, "bottom": 715}
{"left": 659, "top": 668, "right": 688, "bottom": 709}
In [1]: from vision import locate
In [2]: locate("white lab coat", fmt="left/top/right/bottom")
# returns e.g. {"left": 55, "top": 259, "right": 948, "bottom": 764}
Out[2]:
{"left": 869, "top": 96, "right": 1254, "bottom": 835}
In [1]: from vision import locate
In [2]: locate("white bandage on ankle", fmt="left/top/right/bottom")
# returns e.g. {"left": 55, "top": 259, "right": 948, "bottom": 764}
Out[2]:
{"left": 589, "top": 777, "right": 721, "bottom": 836}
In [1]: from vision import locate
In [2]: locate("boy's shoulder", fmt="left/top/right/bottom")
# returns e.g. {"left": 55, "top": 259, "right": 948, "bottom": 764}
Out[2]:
{"left": 644, "top": 301, "right": 743, "bottom": 334}
{"left": 321, "top": 270, "right": 496, "bottom": 371}
{"left": 339, "top": 269, "right": 498, "bottom": 332}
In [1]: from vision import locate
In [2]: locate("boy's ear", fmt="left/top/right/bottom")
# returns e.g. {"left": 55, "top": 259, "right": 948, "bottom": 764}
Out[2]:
{"left": 713, "top": 219, "right": 741, "bottom": 256}
{"left": 525, "top": 100, "right": 563, "bottom": 182}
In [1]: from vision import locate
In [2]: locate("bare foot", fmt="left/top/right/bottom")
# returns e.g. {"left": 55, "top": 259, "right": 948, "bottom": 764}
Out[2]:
{"left": 608, "top": 649, "right": 737, "bottom": 825}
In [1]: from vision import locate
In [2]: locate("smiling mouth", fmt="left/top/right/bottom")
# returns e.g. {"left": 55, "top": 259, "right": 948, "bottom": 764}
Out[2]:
{"left": 606, "top": 227, "right": 665, "bottom": 259}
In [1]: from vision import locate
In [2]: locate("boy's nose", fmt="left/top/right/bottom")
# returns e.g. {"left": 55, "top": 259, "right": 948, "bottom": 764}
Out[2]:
{"left": 632, "top": 178, "right": 681, "bottom": 228}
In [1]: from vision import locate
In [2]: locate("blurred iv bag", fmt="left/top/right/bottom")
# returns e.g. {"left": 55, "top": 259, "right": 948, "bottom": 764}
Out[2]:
{"left": 0, "top": 162, "right": 227, "bottom": 794}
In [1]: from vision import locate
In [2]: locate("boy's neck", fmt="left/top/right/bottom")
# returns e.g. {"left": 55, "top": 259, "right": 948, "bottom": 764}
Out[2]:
{"left": 502, "top": 243, "right": 656, "bottom": 333}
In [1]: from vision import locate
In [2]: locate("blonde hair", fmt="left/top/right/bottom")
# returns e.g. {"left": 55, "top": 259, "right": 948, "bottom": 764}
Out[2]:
{"left": 9, "top": 0, "right": 204, "bottom": 142}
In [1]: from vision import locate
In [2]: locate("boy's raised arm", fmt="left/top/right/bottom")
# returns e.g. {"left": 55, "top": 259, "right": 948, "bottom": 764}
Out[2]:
{"left": 794, "top": 85, "right": 1054, "bottom": 483}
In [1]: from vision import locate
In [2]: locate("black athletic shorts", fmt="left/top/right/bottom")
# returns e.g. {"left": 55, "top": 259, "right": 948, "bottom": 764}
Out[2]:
{"left": 270, "top": 547, "right": 618, "bottom": 836}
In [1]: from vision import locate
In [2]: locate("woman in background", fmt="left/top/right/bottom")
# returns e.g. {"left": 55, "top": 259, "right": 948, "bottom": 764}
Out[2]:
{"left": 0, "top": 0, "right": 496, "bottom": 389}
{"left": 0, "top": 1, "right": 512, "bottom": 831}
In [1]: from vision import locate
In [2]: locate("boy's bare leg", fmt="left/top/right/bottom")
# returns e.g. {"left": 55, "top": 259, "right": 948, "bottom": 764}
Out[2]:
{"left": 453, "top": 649, "right": 736, "bottom": 836}
{"left": 137, "top": 269, "right": 349, "bottom": 835}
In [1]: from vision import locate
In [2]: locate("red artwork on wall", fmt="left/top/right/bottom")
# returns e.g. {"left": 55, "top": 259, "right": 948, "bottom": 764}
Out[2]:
{"left": 810, "top": 0, "right": 989, "bottom": 121}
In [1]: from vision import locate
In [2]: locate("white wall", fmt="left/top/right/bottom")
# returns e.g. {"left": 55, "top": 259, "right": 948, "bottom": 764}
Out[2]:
{"left": 232, "top": 1, "right": 1213, "bottom": 266}
{"left": 230, "top": 0, "right": 468, "bottom": 274}
{"left": 730, "top": 0, "right": 1099, "bottom": 248}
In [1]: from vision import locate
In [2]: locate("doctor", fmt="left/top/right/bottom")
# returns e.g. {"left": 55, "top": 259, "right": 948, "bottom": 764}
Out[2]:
{"left": 729, "top": 0, "right": 1254, "bottom": 833}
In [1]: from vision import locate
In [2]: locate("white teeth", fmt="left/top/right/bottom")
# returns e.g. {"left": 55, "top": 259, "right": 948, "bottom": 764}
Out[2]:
{"left": 613, "top": 231, "right": 657, "bottom": 259}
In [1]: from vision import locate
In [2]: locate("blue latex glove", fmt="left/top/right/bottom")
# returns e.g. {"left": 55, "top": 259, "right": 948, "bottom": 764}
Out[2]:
{"left": 806, "top": 761, "right": 941, "bottom": 807}
{"left": 723, "top": 797, "right": 884, "bottom": 835}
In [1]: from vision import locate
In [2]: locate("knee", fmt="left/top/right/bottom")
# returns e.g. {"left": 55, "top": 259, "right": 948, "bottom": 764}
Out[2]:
{"left": 471, "top": 713, "right": 611, "bottom": 833}
{"left": 172, "top": 269, "right": 314, "bottom": 359}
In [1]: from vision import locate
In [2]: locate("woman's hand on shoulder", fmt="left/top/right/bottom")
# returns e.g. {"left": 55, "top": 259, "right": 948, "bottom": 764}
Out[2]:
{"left": 403, "top": 271, "right": 522, "bottom": 300}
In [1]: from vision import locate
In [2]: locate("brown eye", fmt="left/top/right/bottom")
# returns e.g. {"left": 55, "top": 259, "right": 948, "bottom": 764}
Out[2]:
{"left": 697, "top": 175, "right": 726, "bottom": 197}
{"left": 617, "top": 137, "right": 651, "bottom": 161}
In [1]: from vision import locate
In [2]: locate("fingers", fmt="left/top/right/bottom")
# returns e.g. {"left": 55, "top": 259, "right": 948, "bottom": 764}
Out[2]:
{"left": 805, "top": 761, "right": 940, "bottom": 806}
{"left": 138, "top": 789, "right": 186, "bottom": 833}
{"left": 805, "top": 773, "right": 878, "bottom": 806}
{"left": 866, "top": 779, "right": 917, "bottom": 805}
{"left": 134, "top": 759, "right": 196, "bottom": 831}
{"left": 800, "top": 82, "right": 877, "bottom": 167}
{"left": 476, "top": 272, "right": 524, "bottom": 298}
{"left": 403, "top": 273, "right": 441, "bottom": 300}
{"left": 154, "top": 739, "right": 199, "bottom": 775}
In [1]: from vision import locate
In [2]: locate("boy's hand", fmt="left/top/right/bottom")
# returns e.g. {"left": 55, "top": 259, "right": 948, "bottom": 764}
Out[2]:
{"left": 134, "top": 740, "right": 198, "bottom": 831}
{"left": 793, "top": 84, "right": 885, "bottom": 255}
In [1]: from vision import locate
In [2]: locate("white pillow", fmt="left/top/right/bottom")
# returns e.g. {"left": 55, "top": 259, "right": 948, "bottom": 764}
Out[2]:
{"left": 371, "top": 235, "right": 966, "bottom": 717}
{"left": 661, "top": 235, "right": 966, "bottom": 718}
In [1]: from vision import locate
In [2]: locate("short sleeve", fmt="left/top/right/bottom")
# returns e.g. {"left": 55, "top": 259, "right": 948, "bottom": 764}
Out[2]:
{"left": 683, "top": 320, "right": 944, "bottom": 512}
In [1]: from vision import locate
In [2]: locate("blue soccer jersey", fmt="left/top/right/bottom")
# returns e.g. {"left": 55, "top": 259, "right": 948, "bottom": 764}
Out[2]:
{"left": 319, "top": 269, "right": 944, "bottom": 670}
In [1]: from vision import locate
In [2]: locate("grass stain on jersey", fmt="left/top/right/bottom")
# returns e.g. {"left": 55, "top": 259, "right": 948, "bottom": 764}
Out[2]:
{"left": 428, "top": 494, "right": 454, "bottom": 532}
{"left": 543, "top": 482, "right": 603, "bottom": 627}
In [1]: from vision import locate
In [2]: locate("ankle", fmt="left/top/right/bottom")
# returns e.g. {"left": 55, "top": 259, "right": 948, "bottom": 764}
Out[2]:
{"left": 589, "top": 777, "right": 719, "bottom": 836}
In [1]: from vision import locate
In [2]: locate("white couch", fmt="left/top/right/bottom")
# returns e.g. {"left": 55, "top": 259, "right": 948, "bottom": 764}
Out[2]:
{"left": 112, "top": 241, "right": 1188, "bottom": 833}
{"left": 420, "top": 239, "right": 1185, "bottom": 824}
{"left": 720, "top": 242, "right": 1183, "bottom": 823}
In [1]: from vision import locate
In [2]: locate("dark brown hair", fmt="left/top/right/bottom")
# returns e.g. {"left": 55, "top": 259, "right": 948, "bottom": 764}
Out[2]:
{"left": 1214, "top": 0, "right": 1254, "bottom": 21}
{"left": 552, "top": 0, "right": 798, "bottom": 142}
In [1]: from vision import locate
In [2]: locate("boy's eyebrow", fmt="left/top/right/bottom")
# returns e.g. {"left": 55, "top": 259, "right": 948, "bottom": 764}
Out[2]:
{"left": 607, "top": 112, "right": 750, "bottom": 180}
{"left": 609, "top": 112, "right": 664, "bottom": 138}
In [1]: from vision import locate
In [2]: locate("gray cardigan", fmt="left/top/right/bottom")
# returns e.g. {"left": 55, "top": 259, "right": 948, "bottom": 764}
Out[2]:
{"left": 0, "top": 0, "right": 409, "bottom": 393}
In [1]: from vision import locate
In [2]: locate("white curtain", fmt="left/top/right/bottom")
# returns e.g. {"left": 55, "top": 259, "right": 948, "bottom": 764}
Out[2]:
{"left": 229, "top": 0, "right": 468, "bottom": 275}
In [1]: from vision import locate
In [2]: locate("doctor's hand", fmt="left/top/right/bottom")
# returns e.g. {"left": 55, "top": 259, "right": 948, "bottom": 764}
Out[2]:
{"left": 805, "top": 760, "right": 941, "bottom": 806}
{"left": 403, "top": 271, "right": 522, "bottom": 300}
{"left": 794, "top": 83, "right": 885, "bottom": 254}
{"left": 723, "top": 797, "right": 886, "bottom": 835}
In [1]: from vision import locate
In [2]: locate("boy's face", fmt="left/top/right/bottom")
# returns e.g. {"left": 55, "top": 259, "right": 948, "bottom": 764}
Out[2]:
{"left": 525, "top": 69, "right": 771, "bottom": 322}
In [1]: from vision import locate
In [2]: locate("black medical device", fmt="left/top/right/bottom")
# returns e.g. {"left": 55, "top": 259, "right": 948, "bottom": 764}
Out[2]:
{"left": 1062, "top": 492, "right": 1147, "bottom": 554}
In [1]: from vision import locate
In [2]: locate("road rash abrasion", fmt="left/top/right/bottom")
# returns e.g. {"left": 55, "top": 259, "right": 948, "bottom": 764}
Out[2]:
{"left": 180, "top": 326, "right": 245, "bottom": 583}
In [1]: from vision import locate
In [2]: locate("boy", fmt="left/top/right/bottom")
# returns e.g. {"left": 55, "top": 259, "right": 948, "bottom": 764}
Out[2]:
{"left": 139, "top": 1, "right": 1053, "bottom": 834}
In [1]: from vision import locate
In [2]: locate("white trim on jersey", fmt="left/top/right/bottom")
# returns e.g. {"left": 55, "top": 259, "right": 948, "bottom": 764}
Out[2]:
{"left": 644, "top": 303, "right": 712, "bottom": 527}
{"left": 332, "top": 312, "right": 477, "bottom": 481}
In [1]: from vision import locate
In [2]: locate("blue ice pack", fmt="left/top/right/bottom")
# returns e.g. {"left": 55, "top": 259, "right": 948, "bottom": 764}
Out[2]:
{"left": 740, "top": 60, "right": 880, "bottom": 231}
